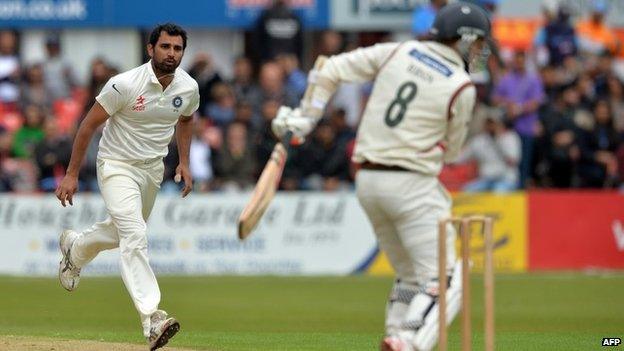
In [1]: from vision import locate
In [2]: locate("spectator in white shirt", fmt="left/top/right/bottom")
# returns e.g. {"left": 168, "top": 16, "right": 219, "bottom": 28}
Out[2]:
{"left": 189, "top": 118, "right": 213, "bottom": 192}
{"left": 0, "top": 31, "right": 20, "bottom": 106}
{"left": 457, "top": 111, "right": 522, "bottom": 192}
{"left": 42, "top": 33, "right": 76, "bottom": 100}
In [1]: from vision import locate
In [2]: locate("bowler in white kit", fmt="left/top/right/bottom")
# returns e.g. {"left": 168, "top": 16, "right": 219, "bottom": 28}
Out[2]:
{"left": 55, "top": 23, "right": 199, "bottom": 350}
{"left": 271, "top": 3, "right": 491, "bottom": 350}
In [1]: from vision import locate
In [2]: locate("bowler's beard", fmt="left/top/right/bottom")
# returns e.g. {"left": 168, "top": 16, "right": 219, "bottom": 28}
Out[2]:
{"left": 153, "top": 57, "right": 180, "bottom": 74}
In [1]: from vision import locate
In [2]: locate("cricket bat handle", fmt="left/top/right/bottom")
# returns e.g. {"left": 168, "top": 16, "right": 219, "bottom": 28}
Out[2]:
{"left": 280, "top": 131, "right": 293, "bottom": 149}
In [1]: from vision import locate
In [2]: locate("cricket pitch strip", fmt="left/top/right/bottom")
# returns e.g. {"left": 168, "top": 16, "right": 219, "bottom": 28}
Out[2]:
{"left": 0, "top": 335, "right": 199, "bottom": 351}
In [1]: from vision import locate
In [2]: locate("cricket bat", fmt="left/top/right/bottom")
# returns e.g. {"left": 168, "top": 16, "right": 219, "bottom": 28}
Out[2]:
{"left": 237, "top": 55, "right": 328, "bottom": 240}
{"left": 237, "top": 131, "right": 292, "bottom": 240}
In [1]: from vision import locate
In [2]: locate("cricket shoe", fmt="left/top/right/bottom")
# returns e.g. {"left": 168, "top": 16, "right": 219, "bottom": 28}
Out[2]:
{"left": 381, "top": 336, "right": 415, "bottom": 351}
{"left": 58, "top": 229, "right": 81, "bottom": 291}
{"left": 147, "top": 310, "right": 180, "bottom": 350}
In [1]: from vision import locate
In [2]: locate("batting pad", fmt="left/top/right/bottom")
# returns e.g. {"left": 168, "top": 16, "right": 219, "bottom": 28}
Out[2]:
{"left": 410, "top": 260, "right": 463, "bottom": 351}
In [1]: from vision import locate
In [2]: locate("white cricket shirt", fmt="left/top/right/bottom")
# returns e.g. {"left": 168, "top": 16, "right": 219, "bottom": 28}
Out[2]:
{"left": 96, "top": 61, "right": 199, "bottom": 161}
{"left": 316, "top": 41, "right": 476, "bottom": 176}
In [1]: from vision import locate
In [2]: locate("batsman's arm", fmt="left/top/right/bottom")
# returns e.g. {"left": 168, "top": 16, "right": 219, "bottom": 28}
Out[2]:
{"left": 273, "top": 44, "right": 400, "bottom": 141}
{"left": 443, "top": 84, "right": 477, "bottom": 163}
{"left": 302, "top": 42, "right": 401, "bottom": 122}
{"left": 56, "top": 102, "right": 110, "bottom": 206}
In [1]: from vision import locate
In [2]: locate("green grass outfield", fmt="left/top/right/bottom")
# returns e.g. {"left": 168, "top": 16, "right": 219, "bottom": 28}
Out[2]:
{"left": 1, "top": 273, "right": 623, "bottom": 350}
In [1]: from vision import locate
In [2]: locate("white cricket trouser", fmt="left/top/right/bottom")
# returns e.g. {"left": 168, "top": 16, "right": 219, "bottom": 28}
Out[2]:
{"left": 70, "top": 157, "right": 164, "bottom": 337}
{"left": 357, "top": 169, "right": 459, "bottom": 349}
{"left": 356, "top": 169, "right": 456, "bottom": 284}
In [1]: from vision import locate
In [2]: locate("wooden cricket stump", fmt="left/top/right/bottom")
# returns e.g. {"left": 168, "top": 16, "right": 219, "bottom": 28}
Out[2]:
{"left": 438, "top": 215, "right": 495, "bottom": 351}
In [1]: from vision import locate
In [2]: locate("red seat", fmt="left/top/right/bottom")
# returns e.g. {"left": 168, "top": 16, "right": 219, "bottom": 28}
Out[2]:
{"left": 53, "top": 98, "right": 82, "bottom": 134}
{"left": 0, "top": 102, "right": 23, "bottom": 132}
{"left": 439, "top": 162, "right": 478, "bottom": 191}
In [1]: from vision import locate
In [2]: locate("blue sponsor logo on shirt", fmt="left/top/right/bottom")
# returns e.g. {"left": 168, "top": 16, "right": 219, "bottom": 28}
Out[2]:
{"left": 173, "top": 96, "right": 183, "bottom": 108}
{"left": 408, "top": 49, "right": 452, "bottom": 77}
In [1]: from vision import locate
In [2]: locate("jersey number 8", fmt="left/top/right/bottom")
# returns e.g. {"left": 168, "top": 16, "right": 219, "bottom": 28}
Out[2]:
{"left": 384, "top": 81, "right": 418, "bottom": 127}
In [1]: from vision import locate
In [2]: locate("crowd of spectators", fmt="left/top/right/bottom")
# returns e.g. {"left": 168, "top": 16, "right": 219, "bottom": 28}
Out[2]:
{"left": 444, "top": 0, "right": 624, "bottom": 192}
{"left": 1, "top": 0, "right": 624, "bottom": 194}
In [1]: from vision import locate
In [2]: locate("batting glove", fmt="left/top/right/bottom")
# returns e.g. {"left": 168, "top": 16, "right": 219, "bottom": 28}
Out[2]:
{"left": 271, "top": 106, "right": 316, "bottom": 143}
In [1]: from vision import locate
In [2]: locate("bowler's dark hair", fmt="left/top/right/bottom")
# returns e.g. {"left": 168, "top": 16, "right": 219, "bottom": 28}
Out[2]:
{"left": 149, "top": 23, "right": 187, "bottom": 49}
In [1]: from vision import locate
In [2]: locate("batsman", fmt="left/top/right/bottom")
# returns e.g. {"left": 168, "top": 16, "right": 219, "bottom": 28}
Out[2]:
{"left": 271, "top": 3, "right": 491, "bottom": 350}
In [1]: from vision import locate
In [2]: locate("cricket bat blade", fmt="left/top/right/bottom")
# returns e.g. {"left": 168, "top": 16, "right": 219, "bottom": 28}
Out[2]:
{"left": 237, "top": 133, "right": 291, "bottom": 240}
